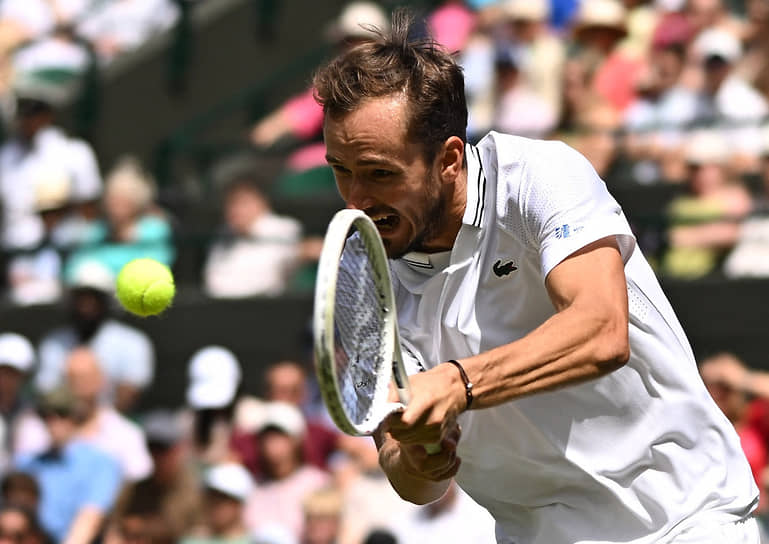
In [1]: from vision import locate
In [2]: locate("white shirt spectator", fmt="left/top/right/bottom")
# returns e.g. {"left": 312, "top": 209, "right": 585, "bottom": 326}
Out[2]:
{"left": 204, "top": 212, "right": 303, "bottom": 298}
{"left": 389, "top": 485, "right": 496, "bottom": 544}
{"left": 77, "top": 0, "right": 179, "bottom": 63}
{"left": 696, "top": 75, "right": 769, "bottom": 157}
{"left": 0, "top": 0, "right": 94, "bottom": 38}
{"left": 36, "top": 319, "right": 155, "bottom": 398}
{"left": 0, "top": 126, "right": 102, "bottom": 249}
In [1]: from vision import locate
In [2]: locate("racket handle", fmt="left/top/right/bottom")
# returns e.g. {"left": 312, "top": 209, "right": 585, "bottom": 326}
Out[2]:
{"left": 425, "top": 443, "right": 442, "bottom": 455}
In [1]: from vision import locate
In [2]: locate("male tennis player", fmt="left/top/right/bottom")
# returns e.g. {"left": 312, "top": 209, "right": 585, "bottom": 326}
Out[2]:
{"left": 313, "top": 11, "right": 759, "bottom": 544}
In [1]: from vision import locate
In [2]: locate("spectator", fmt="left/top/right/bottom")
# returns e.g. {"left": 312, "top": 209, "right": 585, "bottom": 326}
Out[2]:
{"left": 492, "top": 43, "right": 557, "bottom": 138}
{"left": 113, "top": 410, "right": 201, "bottom": 543}
{"left": 65, "top": 346, "right": 152, "bottom": 481}
{"left": 300, "top": 487, "right": 342, "bottom": 544}
{"left": 36, "top": 259, "right": 155, "bottom": 413}
{"left": 64, "top": 156, "right": 175, "bottom": 282}
{"left": 0, "top": 333, "right": 35, "bottom": 471}
{"left": 15, "top": 387, "right": 121, "bottom": 543}
{"left": 662, "top": 130, "right": 752, "bottom": 278}
{"left": 245, "top": 402, "right": 330, "bottom": 540}
{"left": 0, "top": 504, "right": 49, "bottom": 544}
{"left": 699, "top": 353, "right": 767, "bottom": 489}
{"left": 0, "top": 69, "right": 101, "bottom": 253}
{"left": 181, "top": 463, "right": 253, "bottom": 544}
{"left": 0, "top": 472, "right": 39, "bottom": 513}
{"left": 388, "top": 483, "right": 497, "bottom": 544}
{"left": 203, "top": 176, "right": 305, "bottom": 298}
{"left": 501, "top": 0, "right": 565, "bottom": 119}
{"left": 691, "top": 27, "right": 769, "bottom": 171}
{"left": 186, "top": 346, "right": 242, "bottom": 467}
{"left": 249, "top": 2, "right": 389, "bottom": 152}
{"left": 234, "top": 360, "right": 339, "bottom": 477}
{"left": 6, "top": 173, "right": 72, "bottom": 305}
{"left": 572, "top": 0, "right": 643, "bottom": 113}
{"left": 724, "top": 127, "right": 769, "bottom": 277}
{"left": 623, "top": 12, "right": 699, "bottom": 184}
{"left": 76, "top": 0, "right": 180, "bottom": 65}
{"left": 735, "top": 0, "right": 769, "bottom": 100}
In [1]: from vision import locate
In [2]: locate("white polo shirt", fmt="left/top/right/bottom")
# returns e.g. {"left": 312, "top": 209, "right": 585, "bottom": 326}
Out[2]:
{"left": 391, "top": 133, "right": 758, "bottom": 544}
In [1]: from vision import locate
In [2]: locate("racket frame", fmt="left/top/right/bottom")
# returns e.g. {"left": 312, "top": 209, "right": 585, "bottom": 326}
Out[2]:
{"left": 313, "top": 209, "right": 412, "bottom": 436}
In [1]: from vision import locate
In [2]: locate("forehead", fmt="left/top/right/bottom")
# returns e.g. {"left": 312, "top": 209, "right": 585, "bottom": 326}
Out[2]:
{"left": 323, "top": 95, "right": 413, "bottom": 160}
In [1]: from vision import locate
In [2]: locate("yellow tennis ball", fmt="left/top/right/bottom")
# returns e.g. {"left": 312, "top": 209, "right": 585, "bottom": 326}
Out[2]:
{"left": 116, "top": 258, "right": 175, "bottom": 317}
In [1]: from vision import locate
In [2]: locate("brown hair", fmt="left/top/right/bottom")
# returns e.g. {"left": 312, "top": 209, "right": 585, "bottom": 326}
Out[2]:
{"left": 313, "top": 9, "right": 467, "bottom": 162}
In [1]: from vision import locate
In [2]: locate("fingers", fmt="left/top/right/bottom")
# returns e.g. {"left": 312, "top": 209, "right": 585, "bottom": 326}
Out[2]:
{"left": 400, "top": 442, "right": 462, "bottom": 482}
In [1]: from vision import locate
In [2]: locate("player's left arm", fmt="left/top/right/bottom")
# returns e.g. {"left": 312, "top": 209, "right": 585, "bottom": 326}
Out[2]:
{"left": 391, "top": 235, "right": 629, "bottom": 444}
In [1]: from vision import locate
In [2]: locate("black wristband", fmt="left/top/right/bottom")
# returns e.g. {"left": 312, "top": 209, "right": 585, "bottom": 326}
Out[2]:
{"left": 445, "top": 359, "right": 474, "bottom": 410}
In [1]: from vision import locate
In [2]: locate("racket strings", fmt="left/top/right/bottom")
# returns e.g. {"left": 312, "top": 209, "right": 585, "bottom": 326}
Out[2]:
{"left": 334, "top": 234, "right": 389, "bottom": 426}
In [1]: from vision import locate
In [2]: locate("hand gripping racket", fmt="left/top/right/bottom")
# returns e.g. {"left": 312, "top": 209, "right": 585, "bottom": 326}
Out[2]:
{"left": 313, "top": 209, "right": 440, "bottom": 454}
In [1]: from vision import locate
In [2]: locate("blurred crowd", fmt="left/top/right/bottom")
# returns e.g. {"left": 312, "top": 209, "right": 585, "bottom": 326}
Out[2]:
{"left": 0, "top": 327, "right": 497, "bottom": 544}
{"left": 1, "top": 0, "right": 769, "bottom": 306}
{"left": 0, "top": 0, "right": 769, "bottom": 542}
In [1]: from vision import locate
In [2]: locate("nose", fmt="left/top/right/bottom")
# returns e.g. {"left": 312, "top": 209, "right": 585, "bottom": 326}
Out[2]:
{"left": 343, "top": 177, "right": 374, "bottom": 211}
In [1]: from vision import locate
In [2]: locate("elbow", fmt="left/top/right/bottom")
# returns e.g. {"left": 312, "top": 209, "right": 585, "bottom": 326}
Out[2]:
{"left": 595, "top": 320, "right": 630, "bottom": 373}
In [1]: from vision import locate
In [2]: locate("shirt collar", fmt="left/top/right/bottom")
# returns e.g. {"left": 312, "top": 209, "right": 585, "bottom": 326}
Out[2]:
{"left": 462, "top": 143, "right": 487, "bottom": 228}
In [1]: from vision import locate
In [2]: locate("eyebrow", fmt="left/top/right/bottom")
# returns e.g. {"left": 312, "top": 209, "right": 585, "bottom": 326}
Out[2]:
{"left": 325, "top": 154, "right": 396, "bottom": 167}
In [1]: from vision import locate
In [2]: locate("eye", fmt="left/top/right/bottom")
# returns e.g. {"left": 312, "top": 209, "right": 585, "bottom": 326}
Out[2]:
{"left": 331, "top": 165, "right": 351, "bottom": 175}
{"left": 372, "top": 169, "right": 393, "bottom": 178}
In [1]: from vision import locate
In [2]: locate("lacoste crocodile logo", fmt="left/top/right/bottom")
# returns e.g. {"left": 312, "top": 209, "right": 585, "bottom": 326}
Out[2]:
{"left": 493, "top": 260, "right": 517, "bottom": 277}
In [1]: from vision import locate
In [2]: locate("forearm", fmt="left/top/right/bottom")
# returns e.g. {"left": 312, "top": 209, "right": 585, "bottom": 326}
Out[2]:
{"left": 375, "top": 433, "right": 452, "bottom": 505}
{"left": 462, "top": 298, "right": 629, "bottom": 410}
{"left": 63, "top": 507, "right": 105, "bottom": 544}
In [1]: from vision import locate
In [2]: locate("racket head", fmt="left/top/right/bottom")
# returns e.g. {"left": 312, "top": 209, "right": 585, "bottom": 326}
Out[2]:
{"left": 313, "top": 209, "right": 404, "bottom": 436}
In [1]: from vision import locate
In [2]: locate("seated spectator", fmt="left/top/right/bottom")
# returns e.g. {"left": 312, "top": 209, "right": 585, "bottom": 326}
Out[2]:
{"left": 501, "top": 0, "right": 565, "bottom": 120}
{"left": 699, "top": 353, "right": 767, "bottom": 489}
{"left": 249, "top": 2, "right": 388, "bottom": 153}
{"left": 203, "top": 176, "right": 305, "bottom": 298}
{"left": 0, "top": 504, "right": 50, "bottom": 544}
{"left": 572, "top": 0, "right": 644, "bottom": 114}
{"left": 724, "top": 131, "right": 769, "bottom": 277}
{"left": 0, "top": 69, "right": 102, "bottom": 253}
{"left": 36, "top": 259, "right": 155, "bottom": 413}
{"left": 0, "top": 333, "right": 35, "bottom": 471}
{"left": 75, "top": 0, "right": 180, "bottom": 65}
{"left": 233, "top": 360, "right": 339, "bottom": 477}
{"left": 186, "top": 346, "right": 243, "bottom": 467}
{"left": 245, "top": 402, "right": 330, "bottom": 540}
{"left": 301, "top": 487, "right": 343, "bottom": 544}
{"left": 65, "top": 346, "right": 152, "bottom": 481}
{"left": 690, "top": 27, "right": 768, "bottom": 172}
{"left": 492, "top": 43, "right": 556, "bottom": 138}
{"left": 15, "top": 387, "right": 122, "bottom": 543}
{"left": 0, "top": 472, "right": 39, "bottom": 513}
{"left": 113, "top": 410, "right": 201, "bottom": 543}
{"left": 663, "top": 130, "right": 752, "bottom": 278}
{"left": 735, "top": 0, "right": 769, "bottom": 100}
{"left": 181, "top": 463, "right": 254, "bottom": 544}
{"left": 388, "top": 483, "right": 497, "bottom": 544}
{"left": 623, "top": 13, "right": 699, "bottom": 184}
{"left": 64, "top": 157, "right": 175, "bottom": 282}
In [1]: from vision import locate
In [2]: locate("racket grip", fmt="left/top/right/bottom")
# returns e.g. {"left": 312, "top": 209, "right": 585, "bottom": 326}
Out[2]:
{"left": 425, "top": 443, "right": 442, "bottom": 455}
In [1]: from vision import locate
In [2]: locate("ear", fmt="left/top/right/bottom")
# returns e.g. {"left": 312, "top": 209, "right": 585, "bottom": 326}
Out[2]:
{"left": 438, "top": 136, "right": 465, "bottom": 184}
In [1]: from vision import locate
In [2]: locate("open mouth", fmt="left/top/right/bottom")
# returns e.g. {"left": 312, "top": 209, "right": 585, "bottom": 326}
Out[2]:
{"left": 370, "top": 213, "right": 400, "bottom": 233}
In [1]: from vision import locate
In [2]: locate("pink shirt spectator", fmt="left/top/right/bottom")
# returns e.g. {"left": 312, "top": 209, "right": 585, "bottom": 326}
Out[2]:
{"left": 428, "top": 1, "right": 476, "bottom": 54}
{"left": 594, "top": 52, "right": 645, "bottom": 113}
{"left": 283, "top": 89, "right": 325, "bottom": 140}
{"left": 245, "top": 465, "right": 330, "bottom": 539}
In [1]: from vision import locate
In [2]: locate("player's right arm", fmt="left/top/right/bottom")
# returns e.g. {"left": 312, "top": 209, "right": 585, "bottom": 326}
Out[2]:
{"left": 373, "top": 421, "right": 461, "bottom": 504}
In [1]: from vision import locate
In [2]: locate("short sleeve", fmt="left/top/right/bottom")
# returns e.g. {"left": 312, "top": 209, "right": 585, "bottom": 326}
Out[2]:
{"left": 500, "top": 140, "right": 635, "bottom": 279}
{"left": 82, "top": 449, "right": 122, "bottom": 511}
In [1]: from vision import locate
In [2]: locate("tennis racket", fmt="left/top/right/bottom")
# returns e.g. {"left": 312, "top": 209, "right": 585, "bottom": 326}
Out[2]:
{"left": 313, "top": 209, "right": 440, "bottom": 454}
